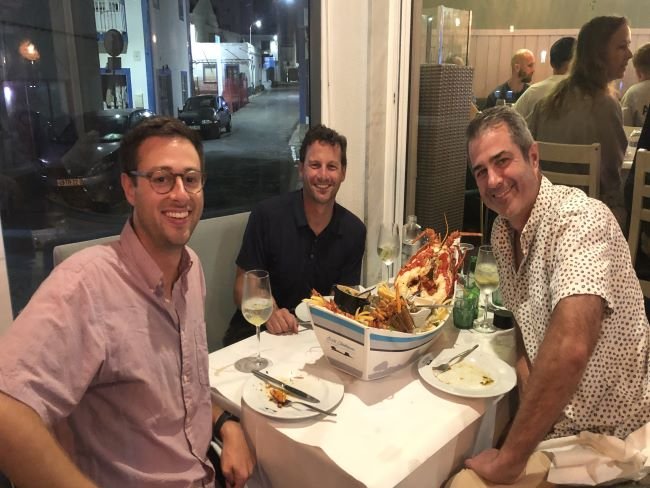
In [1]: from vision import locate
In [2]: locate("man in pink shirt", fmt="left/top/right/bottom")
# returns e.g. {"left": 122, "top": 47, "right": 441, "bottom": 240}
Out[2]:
{"left": 0, "top": 117, "right": 254, "bottom": 487}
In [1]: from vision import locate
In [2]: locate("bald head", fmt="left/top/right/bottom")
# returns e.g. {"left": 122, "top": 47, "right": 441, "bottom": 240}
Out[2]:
{"left": 511, "top": 49, "right": 535, "bottom": 84}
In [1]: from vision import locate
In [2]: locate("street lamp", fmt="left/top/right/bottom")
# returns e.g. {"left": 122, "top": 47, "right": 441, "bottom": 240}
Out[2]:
{"left": 249, "top": 19, "right": 262, "bottom": 45}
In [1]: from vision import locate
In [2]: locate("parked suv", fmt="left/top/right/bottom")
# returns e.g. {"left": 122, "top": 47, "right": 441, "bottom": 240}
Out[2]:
{"left": 178, "top": 95, "right": 232, "bottom": 139}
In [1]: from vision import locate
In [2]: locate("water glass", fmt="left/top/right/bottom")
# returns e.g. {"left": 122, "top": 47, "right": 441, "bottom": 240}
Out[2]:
{"left": 453, "top": 296, "right": 478, "bottom": 329}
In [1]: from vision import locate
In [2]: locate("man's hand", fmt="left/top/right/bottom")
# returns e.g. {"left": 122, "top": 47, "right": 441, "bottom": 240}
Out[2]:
{"left": 466, "top": 295, "right": 604, "bottom": 485}
{"left": 220, "top": 421, "right": 255, "bottom": 488}
{"left": 465, "top": 448, "right": 526, "bottom": 484}
{"left": 265, "top": 307, "right": 298, "bottom": 335}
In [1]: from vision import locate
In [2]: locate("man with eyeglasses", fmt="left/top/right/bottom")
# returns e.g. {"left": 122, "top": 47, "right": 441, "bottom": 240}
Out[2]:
{"left": 0, "top": 117, "right": 254, "bottom": 487}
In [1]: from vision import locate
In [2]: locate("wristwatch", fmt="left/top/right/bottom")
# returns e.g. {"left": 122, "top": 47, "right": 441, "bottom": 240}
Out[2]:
{"left": 213, "top": 410, "right": 240, "bottom": 442}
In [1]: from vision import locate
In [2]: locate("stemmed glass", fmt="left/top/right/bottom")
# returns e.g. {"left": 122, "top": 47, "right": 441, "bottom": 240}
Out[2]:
{"left": 473, "top": 245, "right": 500, "bottom": 333}
{"left": 377, "top": 223, "right": 400, "bottom": 282}
{"left": 234, "top": 270, "right": 272, "bottom": 372}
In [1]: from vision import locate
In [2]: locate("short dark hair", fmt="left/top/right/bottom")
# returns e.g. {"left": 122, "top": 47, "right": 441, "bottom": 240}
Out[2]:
{"left": 299, "top": 124, "right": 347, "bottom": 167}
{"left": 466, "top": 106, "right": 534, "bottom": 163}
{"left": 633, "top": 43, "right": 650, "bottom": 77}
{"left": 119, "top": 116, "right": 204, "bottom": 176}
{"left": 550, "top": 36, "right": 575, "bottom": 70}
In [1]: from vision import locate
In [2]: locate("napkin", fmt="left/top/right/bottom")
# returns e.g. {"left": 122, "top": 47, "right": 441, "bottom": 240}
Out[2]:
{"left": 444, "top": 451, "right": 555, "bottom": 488}
{"left": 537, "top": 421, "right": 650, "bottom": 485}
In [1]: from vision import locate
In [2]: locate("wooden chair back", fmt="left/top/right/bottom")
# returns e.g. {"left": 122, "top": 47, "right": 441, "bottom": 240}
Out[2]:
{"left": 536, "top": 141, "right": 601, "bottom": 198}
{"left": 628, "top": 149, "right": 650, "bottom": 297}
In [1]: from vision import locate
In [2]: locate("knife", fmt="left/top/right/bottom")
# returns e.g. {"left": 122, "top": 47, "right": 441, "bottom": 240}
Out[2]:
{"left": 252, "top": 370, "right": 320, "bottom": 403}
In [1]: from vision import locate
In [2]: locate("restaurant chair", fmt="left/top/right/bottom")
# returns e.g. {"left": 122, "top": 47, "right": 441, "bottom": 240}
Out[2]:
{"left": 628, "top": 149, "right": 650, "bottom": 298}
{"left": 536, "top": 141, "right": 601, "bottom": 198}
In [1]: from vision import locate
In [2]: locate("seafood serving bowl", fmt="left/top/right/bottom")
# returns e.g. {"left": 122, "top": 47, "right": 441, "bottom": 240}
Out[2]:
{"left": 308, "top": 303, "right": 449, "bottom": 380}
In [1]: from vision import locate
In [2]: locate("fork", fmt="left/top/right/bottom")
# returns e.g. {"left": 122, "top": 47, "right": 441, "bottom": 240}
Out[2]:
{"left": 284, "top": 399, "right": 337, "bottom": 416}
{"left": 431, "top": 344, "right": 479, "bottom": 373}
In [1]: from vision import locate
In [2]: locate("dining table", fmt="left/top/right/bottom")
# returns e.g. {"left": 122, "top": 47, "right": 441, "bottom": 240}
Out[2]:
{"left": 208, "top": 321, "right": 517, "bottom": 488}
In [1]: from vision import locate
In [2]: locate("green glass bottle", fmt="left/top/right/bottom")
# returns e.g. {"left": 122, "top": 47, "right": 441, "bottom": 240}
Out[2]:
{"left": 467, "top": 256, "right": 480, "bottom": 319}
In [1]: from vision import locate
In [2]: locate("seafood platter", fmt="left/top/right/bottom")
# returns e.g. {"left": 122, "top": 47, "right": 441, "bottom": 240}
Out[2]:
{"left": 306, "top": 228, "right": 475, "bottom": 380}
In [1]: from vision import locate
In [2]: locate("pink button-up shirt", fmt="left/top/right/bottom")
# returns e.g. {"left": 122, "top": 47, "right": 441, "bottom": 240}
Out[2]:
{"left": 0, "top": 221, "right": 214, "bottom": 487}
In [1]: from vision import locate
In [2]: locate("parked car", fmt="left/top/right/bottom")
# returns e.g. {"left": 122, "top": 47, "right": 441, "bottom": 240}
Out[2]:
{"left": 178, "top": 95, "right": 232, "bottom": 139}
{"left": 39, "top": 108, "right": 155, "bottom": 212}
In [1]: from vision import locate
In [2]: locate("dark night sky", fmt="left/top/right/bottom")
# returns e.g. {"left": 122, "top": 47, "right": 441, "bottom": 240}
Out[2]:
{"left": 189, "top": 0, "right": 277, "bottom": 34}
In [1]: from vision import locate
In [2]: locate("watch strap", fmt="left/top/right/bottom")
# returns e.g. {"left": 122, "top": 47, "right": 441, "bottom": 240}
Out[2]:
{"left": 213, "top": 411, "right": 240, "bottom": 442}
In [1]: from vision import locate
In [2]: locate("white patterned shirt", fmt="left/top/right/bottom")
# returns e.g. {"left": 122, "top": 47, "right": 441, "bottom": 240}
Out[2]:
{"left": 492, "top": 176, "right": 650, "bottom": 438}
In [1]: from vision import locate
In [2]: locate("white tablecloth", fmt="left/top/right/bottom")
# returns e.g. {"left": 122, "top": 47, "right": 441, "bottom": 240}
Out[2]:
{"left": 209, "top": 325, "right": 516, "bottom": 488}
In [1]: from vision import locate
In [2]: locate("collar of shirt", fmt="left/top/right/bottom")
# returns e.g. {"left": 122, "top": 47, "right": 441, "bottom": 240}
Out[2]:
{"left": 291, "top": 189, "right": 343, "bottom": 237}
{"left": 119, "top": 219, "right": 195, "bottom": 298}
{"left": 493, "top": 176, "right": 552, "bottom": 272}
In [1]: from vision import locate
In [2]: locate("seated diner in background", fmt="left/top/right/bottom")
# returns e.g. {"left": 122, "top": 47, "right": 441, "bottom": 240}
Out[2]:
{"left": 223, "top": 124, "right": 366, "bottom": 346}
{"left": 513, "top": 36, "right": 575, "bottom": 120}
{"left": 527, "top": 16, "right": 632, "bottom": 228}
{"left": 485, "top": 49, "right": 535, "bottom": 108}
{"left": 621, "top": 42, "right": 650, "bottom": 127}
{"left": 463, "top": 106, "right": 650, "bottom": 484}
{"left": 0, "top": 117, "right": 254, "bottom": 488}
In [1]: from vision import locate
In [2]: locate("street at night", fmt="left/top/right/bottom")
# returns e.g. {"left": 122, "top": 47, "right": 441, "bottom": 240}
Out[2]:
{"left": 4, "top": 86, "right": 302, "bottom": 313}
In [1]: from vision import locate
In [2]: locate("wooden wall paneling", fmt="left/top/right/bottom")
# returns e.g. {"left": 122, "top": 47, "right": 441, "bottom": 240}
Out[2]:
{"left": 485, "top": 35, "right": 501, "bottom": 96}
{"left": 500, "top": 35, "right": 514, "bottom": 86}
{"left": 473, "top": 34, "right": 490, "bottom": 96}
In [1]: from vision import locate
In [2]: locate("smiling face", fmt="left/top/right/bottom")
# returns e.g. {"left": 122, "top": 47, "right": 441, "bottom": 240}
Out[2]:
{"left": 605, "top": 23, "right": 632, "bottom": 81}
{"left": 299, "top": 141, "right": 346, "bottom": 207}
{"left": 121, "top": 135, "right": 204, "bottom": 260}
{"left": 468, "top": 123, "right": 541, "bottom": 233}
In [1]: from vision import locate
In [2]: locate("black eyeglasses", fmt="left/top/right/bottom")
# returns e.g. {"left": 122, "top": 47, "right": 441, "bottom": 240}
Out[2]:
{"left": 129, "top": 169, "right": 206, "bottom": 194}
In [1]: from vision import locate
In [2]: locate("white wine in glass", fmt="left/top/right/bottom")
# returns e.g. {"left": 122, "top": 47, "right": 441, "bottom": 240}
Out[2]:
{"left": 473, "top": 245, "right": 500, "bottom": 333}
{"left": 235, "top": 270, "right": 272, "bottom": 372}
{"left": 377, "top": 223, "right": 400, "bottom": 282}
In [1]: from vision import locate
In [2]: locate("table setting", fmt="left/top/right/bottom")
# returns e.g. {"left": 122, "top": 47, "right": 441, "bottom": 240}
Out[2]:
{"left": 209, "top": 324, "right": 515, "bottom": 488}
{"left": 208, "top": 225, "right": 517, "bottom": 487}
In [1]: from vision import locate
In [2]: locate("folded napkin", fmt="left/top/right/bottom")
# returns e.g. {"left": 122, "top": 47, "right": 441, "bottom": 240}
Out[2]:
{"left": 537, "top": 421, "right": 650, "bottom": 485}
{"left": 445, "top": 452, "right": 555, "bottom": 488}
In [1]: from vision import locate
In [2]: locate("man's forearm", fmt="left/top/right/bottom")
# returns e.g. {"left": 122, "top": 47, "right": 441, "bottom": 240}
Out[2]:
{"left": 514, "top": 324, "right": 531, "bottom": 397}
{"left": 499, "top": 296, "right": 603, "bottom": 464}
{"left": 0, "top": 392, "right": 96, "bottom": 488}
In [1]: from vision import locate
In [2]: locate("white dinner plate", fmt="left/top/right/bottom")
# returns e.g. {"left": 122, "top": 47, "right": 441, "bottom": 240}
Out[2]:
{"left": 242, "top": 364, "right": 344, "bottom": 420}
{"left": 295, "top": 301, "right": 312, "bottom": 323}
{"left": 418, "top": 348, "right": 516, "bottom": 398}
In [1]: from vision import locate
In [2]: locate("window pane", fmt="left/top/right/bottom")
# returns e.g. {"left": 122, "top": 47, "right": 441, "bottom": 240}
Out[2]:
{"left": 1, "top": 0, "right": 313, "bottom": 315}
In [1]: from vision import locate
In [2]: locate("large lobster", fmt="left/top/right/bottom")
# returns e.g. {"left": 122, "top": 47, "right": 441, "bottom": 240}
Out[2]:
{"left": 394, "top": 228, "right": 479, "bottom": 304}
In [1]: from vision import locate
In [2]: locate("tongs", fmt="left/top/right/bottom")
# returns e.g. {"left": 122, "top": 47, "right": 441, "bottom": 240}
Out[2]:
{"left": 356, "top": 284, "right": 377, "bottom": 298}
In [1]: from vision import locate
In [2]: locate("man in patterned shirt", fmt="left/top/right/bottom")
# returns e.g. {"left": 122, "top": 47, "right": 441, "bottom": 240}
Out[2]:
{"left": 463, "top": 106, "right": 650, "bottom": 484}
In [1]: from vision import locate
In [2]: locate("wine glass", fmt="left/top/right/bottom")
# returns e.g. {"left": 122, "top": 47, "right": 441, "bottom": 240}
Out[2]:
{"left": 377, "top": 223, "right": 400, "bottom": 282}
{"left": 473, "top": 245, "right": 500, "bottom": 333}
{"left": 234, "top": 270, "right": 272, "bottom": 372}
